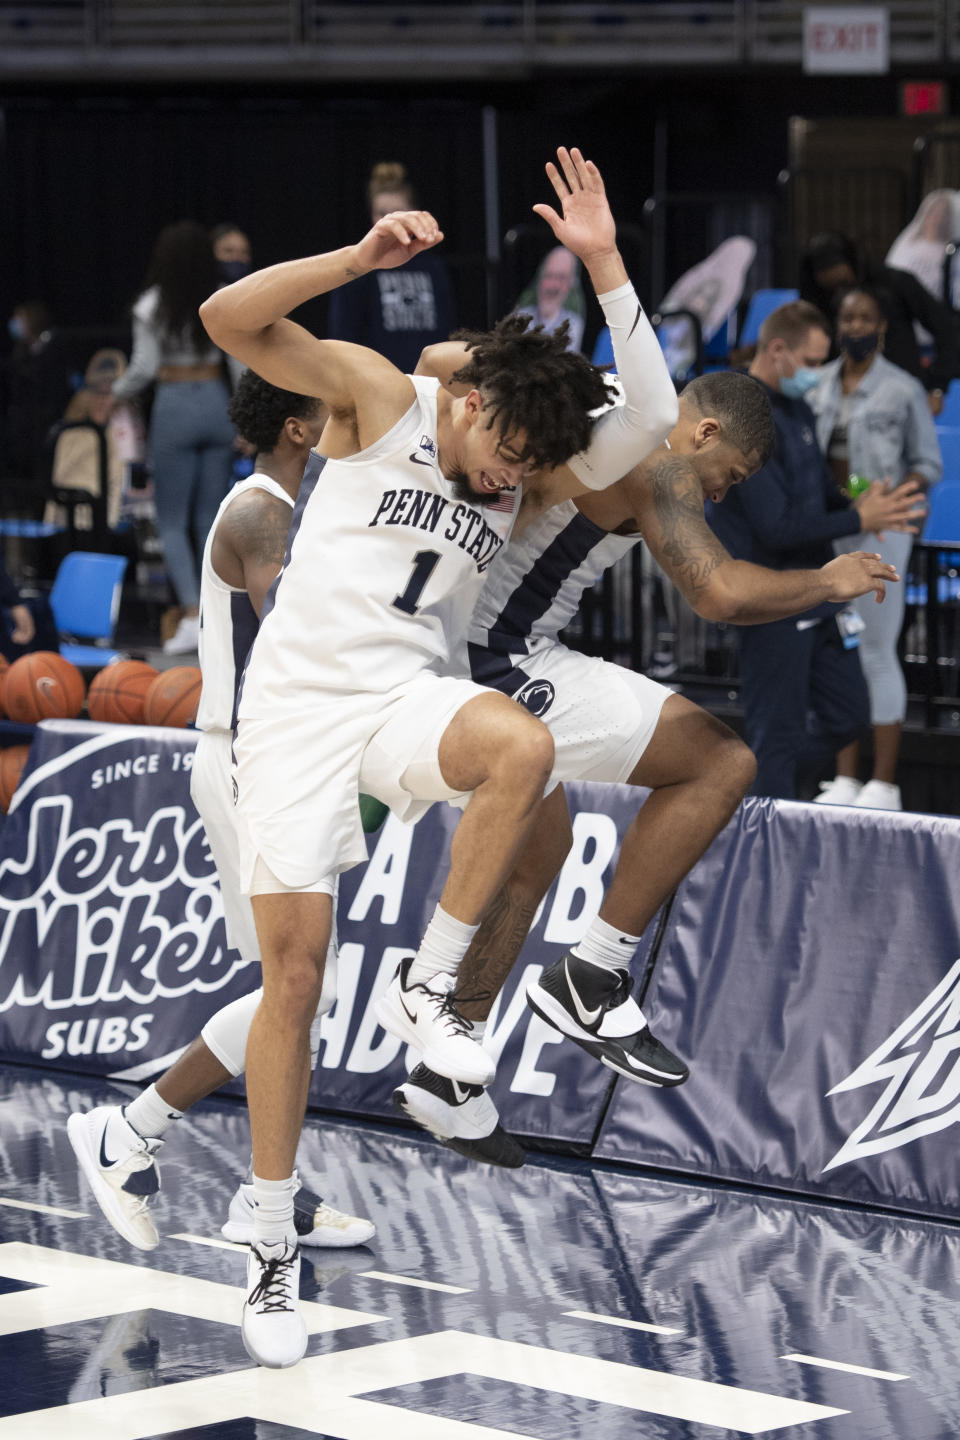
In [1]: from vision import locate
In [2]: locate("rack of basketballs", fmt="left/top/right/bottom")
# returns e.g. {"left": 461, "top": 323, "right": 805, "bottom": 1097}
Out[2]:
{"left": 0, "top": 654, "right": 202, "bottom": 814}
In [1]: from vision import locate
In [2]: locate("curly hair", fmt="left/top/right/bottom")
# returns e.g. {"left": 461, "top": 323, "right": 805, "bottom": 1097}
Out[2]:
{"left": 450, "top": 313, "right": 615, "bottom": 471}
{"left": 681, "top": 371, "right": 776, "bottom": 468}
{"left": 228, "top": 371, "right": 323, "bottom": 453}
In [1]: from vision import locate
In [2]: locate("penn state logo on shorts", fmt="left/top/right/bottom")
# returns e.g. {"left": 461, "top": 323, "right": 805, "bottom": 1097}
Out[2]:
{"left": 515, "top": 678, "right": 556, "bottom": 717}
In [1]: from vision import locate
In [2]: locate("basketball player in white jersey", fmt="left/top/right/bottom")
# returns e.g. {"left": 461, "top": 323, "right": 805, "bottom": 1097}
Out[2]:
{"left": 199, "top": 146, "right": 681, "bottom": 1367}
{"left": 67, "top": 373, "right": 374, "bottom": 1253}
{"left": 392, "top": 367, "right": 902, "bottom": 1164}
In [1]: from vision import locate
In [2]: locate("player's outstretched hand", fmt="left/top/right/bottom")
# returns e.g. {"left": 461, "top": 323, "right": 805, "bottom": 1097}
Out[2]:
{"left": 822, "top": 551, "right": 900, "bottom": 605}
{"left": 532, "top": 147, "right": 616, "bottom": 263}
{"left": 352, "top": 210, "right": 443, "bottom": 274}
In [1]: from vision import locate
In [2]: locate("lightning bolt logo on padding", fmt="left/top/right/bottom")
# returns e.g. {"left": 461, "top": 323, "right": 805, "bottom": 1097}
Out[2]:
{"left": 823, "top": 956, "right": 960, "bottom": 1172}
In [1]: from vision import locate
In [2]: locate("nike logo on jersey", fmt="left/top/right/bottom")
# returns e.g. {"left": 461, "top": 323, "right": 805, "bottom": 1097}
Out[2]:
{"left": 409, "top": 452, "right": 435, "bottom": 467}
{"left": 564, "top": 959, "right": 603, "bottom": 1026}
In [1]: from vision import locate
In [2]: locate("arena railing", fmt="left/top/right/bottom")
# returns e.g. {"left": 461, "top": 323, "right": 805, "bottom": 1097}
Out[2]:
{"left": 1, "top": 0, "right": 957, "bottom": 78}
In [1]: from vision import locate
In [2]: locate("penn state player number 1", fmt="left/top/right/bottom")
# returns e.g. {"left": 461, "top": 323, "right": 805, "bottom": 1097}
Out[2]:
{"left": 393, "top": 549, "right": 441, "bottom": 615}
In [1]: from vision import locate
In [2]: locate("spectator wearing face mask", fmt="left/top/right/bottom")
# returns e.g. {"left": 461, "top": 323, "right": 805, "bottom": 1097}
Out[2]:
{"left": 799, "top": 230, "right": 957, "bottom": 401}
{"left": 111, "top": 221, "right": 237, "bottom": 655}
{"left": 705, "top": 301, "right": 924, "bottom": 799}
{"left": 212, "top": 223, "right": 253, "bottom": 286}
{"left": 807, "top": 286, "right": 940, "bottom": 811}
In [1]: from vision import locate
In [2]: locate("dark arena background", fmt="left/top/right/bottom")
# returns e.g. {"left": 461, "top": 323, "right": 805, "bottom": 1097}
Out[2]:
{"left": 2, "top": 5, "right": 960, "bottom": 1437}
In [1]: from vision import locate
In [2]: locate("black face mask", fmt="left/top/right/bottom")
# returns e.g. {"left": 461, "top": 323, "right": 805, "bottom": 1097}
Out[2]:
{"left": 217, "top": 259, "right": 251, "bottom": 284}
{"left": 839, "top": 332, "right": 880, "bottom": 362}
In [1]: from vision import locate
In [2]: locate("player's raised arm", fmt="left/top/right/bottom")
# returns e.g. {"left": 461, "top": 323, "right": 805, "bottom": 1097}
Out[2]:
{"left": 528, "top": 147, "right": 678, "bottom": 505}
{"left": 200, "top": 211, "right": 443, "bottom": 427}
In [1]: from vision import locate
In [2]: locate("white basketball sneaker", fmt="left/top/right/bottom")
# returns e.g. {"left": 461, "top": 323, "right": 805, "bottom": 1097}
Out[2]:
{"left": 241, "top": 1240, "right": 307, "bottom": 1369}
{"left": 374, "top": 958, "right": 495, "bottom": 1086}
{"left": 394, "top": 1063, "right": 526, "bottom": 1168}
{"left": 221, "top": 1178, "right": 375, "bottom": 1249}
{"left": 854, "top": 779, "right": 902, "bottom": 811}
{"left": 67, "top": 1105, "right": 163, "bottom": 1251}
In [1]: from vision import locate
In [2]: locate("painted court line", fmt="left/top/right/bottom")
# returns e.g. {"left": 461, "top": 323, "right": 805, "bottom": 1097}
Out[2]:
{"left": 0, "top": 1196, "right": 88, "bottom": 1219}
{"left": 169, "top": 1232, "right": 248, "bottom": 1253}
{"left": 782, "top": 1353, "right": 908, "bottom": 1381}
{"left": 564, "top": 1308, "right": 683, "bottom": 1336}
{"left": 359, "top": 1270, "right": 472, "bottom": 1295}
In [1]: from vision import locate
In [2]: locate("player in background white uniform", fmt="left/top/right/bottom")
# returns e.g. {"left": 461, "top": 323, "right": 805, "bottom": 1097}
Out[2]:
{"left": 200, "top": 146, "right": 681, "bottom": 1368}
{"left": 393, "top": 366, "right": 904, "bottom": 1165}
{"left": 67, "top": 374, "right": 374, "bottom": 1253}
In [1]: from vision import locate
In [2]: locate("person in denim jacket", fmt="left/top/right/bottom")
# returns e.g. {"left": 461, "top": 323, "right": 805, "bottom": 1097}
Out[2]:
{"left": 809, "top": 286, "right": 940, "bottom": 810}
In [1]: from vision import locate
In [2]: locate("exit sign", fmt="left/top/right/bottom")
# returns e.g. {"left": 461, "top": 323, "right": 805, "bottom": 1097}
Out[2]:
{"left": 901, "top": 81, "right": 947, "bottom": 116}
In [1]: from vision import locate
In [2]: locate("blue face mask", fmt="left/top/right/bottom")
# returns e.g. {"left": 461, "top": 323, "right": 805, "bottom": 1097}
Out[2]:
{"left": 780, "top": 367, "right": 821, "bottom": 399}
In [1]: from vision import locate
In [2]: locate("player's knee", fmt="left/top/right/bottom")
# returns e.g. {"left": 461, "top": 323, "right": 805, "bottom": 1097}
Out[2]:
{"left": 716, "top": 731, "right": 756, "bottom": 802}
{"left": 504, "top": 715, "right": 554, "bottom": 795}
{"left": 261, "top": 950, "right": 325, "bottom": 1022}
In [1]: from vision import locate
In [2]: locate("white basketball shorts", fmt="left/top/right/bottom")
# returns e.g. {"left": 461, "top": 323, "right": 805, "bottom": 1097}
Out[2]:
{"left": 233, "top": 672, "right": 490, "bottom": 890}
{"left": 477, "top": 639, "right": 672, "bottom": 785}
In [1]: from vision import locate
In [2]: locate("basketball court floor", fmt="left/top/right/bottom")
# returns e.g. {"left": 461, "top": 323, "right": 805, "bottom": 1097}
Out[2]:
{"left": 0, "top": 1062, "right": 958, "bottom": 1439}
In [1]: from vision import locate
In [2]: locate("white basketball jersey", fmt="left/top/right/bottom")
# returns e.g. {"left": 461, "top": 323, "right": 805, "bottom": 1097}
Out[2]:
{"left": 468, "top": 499, "right": 640, "bottom": 659}
{"left": 195, "top": 474, "right": 294, "bottom": 734}
{"left": 240, "top": 376, "right": 520, "bottom": 715}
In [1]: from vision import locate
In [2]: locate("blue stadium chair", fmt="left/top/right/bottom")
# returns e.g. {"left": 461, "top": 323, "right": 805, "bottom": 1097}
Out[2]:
{"left": 922, "top": 483, "right": 960, "bottom": 545}
{"left": 935, "top": 426, "right": 960, "bottom": 487}
{"left": 48, "top": 551, "right": 128, "bottom": 668}
{"left": 738, "top": 288, "right": 800, "bottom": 348}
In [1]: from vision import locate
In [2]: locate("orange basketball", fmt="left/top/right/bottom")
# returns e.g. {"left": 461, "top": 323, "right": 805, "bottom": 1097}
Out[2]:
{"left": 0, "top": 655, "right": 9, "bottom": 719}
{"left": 86, "top": 660, "right": 159, "bottom": 725}
{"left": 3, "top": 651, "right": 86, "bottom": 723}
{"left": 143, "top": 665, "right": 202, "bottom": 728}
{"left": 0, "top": 744, "right": 31, "bottom": 812}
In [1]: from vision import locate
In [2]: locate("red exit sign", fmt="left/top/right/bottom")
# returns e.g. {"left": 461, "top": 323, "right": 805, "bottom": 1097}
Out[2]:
{"left": 901, "top": 81, "right": 947, "bottom": 116}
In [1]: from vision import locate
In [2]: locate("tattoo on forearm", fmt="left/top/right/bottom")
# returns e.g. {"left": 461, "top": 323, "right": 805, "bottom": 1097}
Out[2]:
{"left": 649, "top": 455, "right": 728, "bottom": 596}
{"left": 455, "top": 885, "right": 540, "bottom": 1019}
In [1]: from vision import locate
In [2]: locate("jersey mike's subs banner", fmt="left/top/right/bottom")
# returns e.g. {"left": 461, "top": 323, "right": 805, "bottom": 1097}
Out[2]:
{"left": 4, "top": 722, "right": 960, "bottom": 1218}
{"left": 595, "top": 798, "right": 960, "bottom": 1221}
{"left": 0, "top": 721, "right": 259, "bottom": 1073}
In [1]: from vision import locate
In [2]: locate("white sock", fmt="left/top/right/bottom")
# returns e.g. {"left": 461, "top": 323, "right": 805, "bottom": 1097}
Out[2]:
{"left": 407, "top": 905, "right": 478, "bottom": 987}
{"left": 251, "top": 1171, "right": 298, "bottom": 1247}
{"left": 123, "top": 1084, "right": 183, "bottom": 1140}
{"left": 572, "top": 916, "right": 643, "bottom": 973}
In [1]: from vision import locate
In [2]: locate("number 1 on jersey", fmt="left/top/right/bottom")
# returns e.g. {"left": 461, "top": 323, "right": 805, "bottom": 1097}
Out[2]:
{"left": 393, "top": 549, "right": 441, "bottom": 615}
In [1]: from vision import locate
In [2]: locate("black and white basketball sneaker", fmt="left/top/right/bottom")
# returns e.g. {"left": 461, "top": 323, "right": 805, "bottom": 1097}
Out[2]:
{"left": 375, "top": 958, "right": 495, "bottom": 1086}
{"left": 394, "top": 1063, "right": 526, "bottom": 1168}
{"left": 526, "top": 954, "right": 689, "bottom": 1087}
